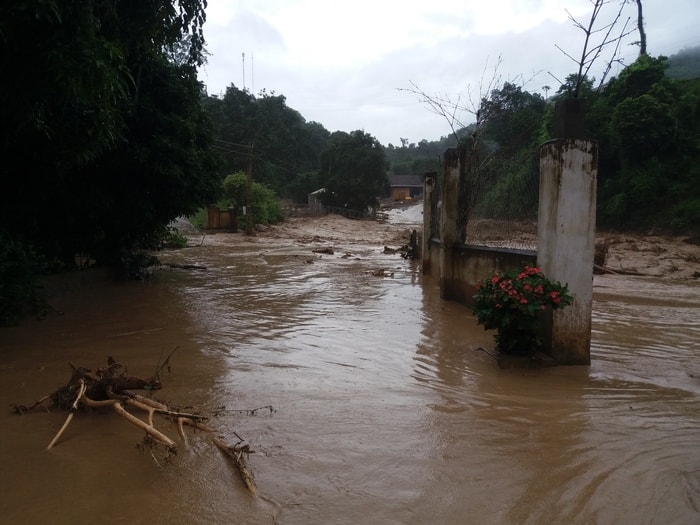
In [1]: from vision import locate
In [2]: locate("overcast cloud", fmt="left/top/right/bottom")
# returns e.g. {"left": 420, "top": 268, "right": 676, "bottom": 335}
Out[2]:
{"left": 198, "top": 0, "right": 699, "bottom": 146}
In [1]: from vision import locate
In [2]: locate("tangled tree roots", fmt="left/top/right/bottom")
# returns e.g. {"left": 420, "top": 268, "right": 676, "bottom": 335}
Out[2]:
{"left": 11, "top": 357, "right": 259, "bottom": 494}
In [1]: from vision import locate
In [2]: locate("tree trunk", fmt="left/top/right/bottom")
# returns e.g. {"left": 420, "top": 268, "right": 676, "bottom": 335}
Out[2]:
{"left": 635, "top": 0, "right": 647, "bottom": 55}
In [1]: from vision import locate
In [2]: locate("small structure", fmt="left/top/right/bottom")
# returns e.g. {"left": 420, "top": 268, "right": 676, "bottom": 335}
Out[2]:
{"left": 308, "top": 188, "right": 327, "bottom": 215}
{"left": 206, "top": 205, "right": 237, "bottom": 231}
{"left": 389, "top": 174, "right": 423, "bottom": 201}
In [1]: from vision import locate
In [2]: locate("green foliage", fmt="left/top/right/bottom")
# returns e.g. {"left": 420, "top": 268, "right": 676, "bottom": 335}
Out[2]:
{"left": 252, "top": 184, "right": 285, "bottom": 224}
{"left": 318, "top": 130, "right": 389, "bottom": 213}
{"left": 223, "top": 172, "right": 249, "bottom": 209}
{"left": 384, "top": 138, "right": 448, "bottom": 176}
{"left": 0, "top": 0, "right": 215, "bottom": 270}
{"left": 0, "top": 233, "right": 47, "bottom": 326}
{"left": 459, "top": 82, "right": 547, "bottom": 229}
{"left": 150, "top": 227, "right": 189, "bottom": 250}
{"left": 553, "top": 73, "right": 596, "bottom": 101}
{"left": 475, "top": 152, "right": 539, "bottom": 221}
{"left": 604, "top": 55, "right": 668, "bottom": 105}
{"left": 221, "top": 172, "right": 284, "bottom": 225}
{"left": 188, "top": 209, "right": 208, "bottom": 230}
{"left": 480, "top": 82, "right": 547, "bottom": 152}
{"left": 472, "top": 265, "right": 573, "bottom": 356}
{"left": 204, "top": 87, "right": 330, "bottom": 201}
{"left": 669, "top": 199, "right": 700, "bottom": 231}
{"left": 285, "top": 171, "right": 321, "bottom": 203}
{"left": 591, "top": 54, "right": 700, "bottom": 233}
{"left": 610, "top": 94, "right": 675, "bottom": 159}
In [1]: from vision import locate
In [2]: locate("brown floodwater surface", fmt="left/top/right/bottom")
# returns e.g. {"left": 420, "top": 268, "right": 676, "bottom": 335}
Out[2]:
{"left": 1, "top": 237, "right": 699, "bottom": 524}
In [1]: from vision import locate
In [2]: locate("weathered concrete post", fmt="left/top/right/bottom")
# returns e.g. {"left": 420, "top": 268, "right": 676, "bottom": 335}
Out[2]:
{"left": 438, "top": 148, "right": 464, "bottom": 301}
{"left": 537, "top": 138, "right": 597, "bottom": 365}
{"left": 421, "top": 172, "right": 435, "bottom": 273}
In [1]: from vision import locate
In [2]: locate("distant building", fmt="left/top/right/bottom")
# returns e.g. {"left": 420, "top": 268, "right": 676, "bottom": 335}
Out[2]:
{"left": 389, "top": 174, "right": 423, "bottom": 201}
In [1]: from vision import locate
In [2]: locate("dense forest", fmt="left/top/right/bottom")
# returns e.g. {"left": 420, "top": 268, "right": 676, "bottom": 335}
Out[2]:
{"left": 0, "top": 0, "right": 698, "bottom": 324}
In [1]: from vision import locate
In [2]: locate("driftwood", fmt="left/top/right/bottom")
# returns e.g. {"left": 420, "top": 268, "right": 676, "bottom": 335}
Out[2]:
{"left": 213, "top": 437, "right": 257, "bottom": 494}
{"left": 593, "top": 264, "right": 647, "bottom": 276}
{"left": 12, "top": 357, "right": 259, "bottom": 494}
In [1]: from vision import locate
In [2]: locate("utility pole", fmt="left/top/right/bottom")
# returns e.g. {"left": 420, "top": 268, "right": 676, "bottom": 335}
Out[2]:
{"left": 246, "top": 142, "right": 254, "bottom": 235}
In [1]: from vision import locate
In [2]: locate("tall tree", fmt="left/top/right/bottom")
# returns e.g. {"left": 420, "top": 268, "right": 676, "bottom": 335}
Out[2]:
{"left": 318, "top": 131, "right": 388, "bottom": 213}
{"left": 632, "top": 0, "right": 647, "bottom": 56}
{"left": 0, "top": 0, "right": 217, "bottom": 264}
{"left": 204, "top": 86, "right": 330, "bottom": 201}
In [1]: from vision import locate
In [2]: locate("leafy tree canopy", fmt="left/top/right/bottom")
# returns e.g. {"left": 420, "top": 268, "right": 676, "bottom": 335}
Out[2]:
{"left": 221, "top": 172, "right": 283, "bottom": 225}
{"left": 204, "top": 86, "right": 330, "bottom": 200}
{"left": 318, "top": 131, "right": 389, "bottom": 213}
{"left": 0, "top": 0, "right": 218, "bottom": 266}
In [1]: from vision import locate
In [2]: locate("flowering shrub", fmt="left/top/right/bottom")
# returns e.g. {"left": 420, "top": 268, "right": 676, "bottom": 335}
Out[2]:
{"left": 472, "top": 265, "right": 573, "bottom": 355}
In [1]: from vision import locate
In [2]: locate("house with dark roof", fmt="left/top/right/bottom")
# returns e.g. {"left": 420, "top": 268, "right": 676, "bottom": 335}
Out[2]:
{"left": 388, "top": 174, "right": 424, "bottom": 201}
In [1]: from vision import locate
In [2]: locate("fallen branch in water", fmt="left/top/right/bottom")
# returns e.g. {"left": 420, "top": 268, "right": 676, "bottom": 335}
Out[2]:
{"left": 47, "top": 379, "right": 87, "bottom": 450}
{"left": 12, "top": 356, "right": 262, "bottom": 494}
{"left": 594, "top": 264, "right": 647, "bottom": 276}
{"left": 213, "top": 436, "right": 257, "bottom": 494}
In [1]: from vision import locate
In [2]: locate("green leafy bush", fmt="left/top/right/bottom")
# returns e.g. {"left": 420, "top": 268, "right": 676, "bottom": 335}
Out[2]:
{"left": 222, "top": 171, "right": 284, "bottom": 225}
{"left": 472, "top": 265, "right": 573, "bottom": 356}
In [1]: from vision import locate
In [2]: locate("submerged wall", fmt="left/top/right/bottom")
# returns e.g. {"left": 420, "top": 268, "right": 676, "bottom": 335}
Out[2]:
{"left": 422, "top": 137, "right": 597, "bottom": 366}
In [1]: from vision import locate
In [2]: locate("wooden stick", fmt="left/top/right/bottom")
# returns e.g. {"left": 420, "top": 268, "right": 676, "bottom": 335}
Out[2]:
{"left": 81, "top": 397, "right": 119, "bottom": 408}
{"left": 127, "top": 399, "right": 156, "bottom": 427}
{"left": 177, "top": 417, "right": 186, "bottom": 441}
{"left": 213, "top": 437, "right": 257, "bottom": 494}
{"left": 81, "top": 395, "right": 177, "bottom": 452}
{"left": 125, "top": 398, "right": 208, "bottom": 430}
{"left": 47, "top": 380, "right": 87, "bottom": 450}
{"left": 111, "top": 402, "right": 177, "bottom": 452}
{"left": 128, "top": 393, "right": 169, "bottom": 410}
{"left": 182, "top": 419, "right": 214, "bottom": 433}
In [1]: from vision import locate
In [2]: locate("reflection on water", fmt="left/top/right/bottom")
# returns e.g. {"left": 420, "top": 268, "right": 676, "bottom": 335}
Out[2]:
{"left": 1, "top": 238, "right": 699, "bottom": 524}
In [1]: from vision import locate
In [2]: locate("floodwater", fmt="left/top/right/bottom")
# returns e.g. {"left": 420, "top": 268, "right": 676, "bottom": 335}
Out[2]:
{"left": 1, "top": 226, "right": 699, "bottom": 524}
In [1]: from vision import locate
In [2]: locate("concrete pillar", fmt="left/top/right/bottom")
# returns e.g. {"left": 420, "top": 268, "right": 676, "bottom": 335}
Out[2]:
{"left": 421, "top": 172, "right": 435, "bottom": 273}
{"left": 439, "top": 148, "right": 464, "bottom": 300}
{"left": 537, "top": 139, "right": 597, "bottom": 365}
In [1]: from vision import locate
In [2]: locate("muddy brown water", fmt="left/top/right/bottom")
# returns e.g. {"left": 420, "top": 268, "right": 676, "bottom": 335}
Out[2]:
{"left": 1, "top": 234, "right": 699, "bottom": 524}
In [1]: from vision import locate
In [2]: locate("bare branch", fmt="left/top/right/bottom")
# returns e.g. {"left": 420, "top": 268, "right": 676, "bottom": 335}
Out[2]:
{"left": 400, "top": 55, "right": 505, "bottom": 144}
{"left": 557, "top": 0, "right": 638, "bottom": 97}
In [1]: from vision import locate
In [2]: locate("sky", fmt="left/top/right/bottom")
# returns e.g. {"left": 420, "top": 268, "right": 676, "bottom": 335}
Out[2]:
{"left": 198, "top": 0, "right": 699, "bottom": 146}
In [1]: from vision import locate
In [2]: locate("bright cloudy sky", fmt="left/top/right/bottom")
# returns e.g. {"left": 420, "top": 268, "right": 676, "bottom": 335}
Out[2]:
{"left": 198, "top": 0, "right": 699, "bottom": 146}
